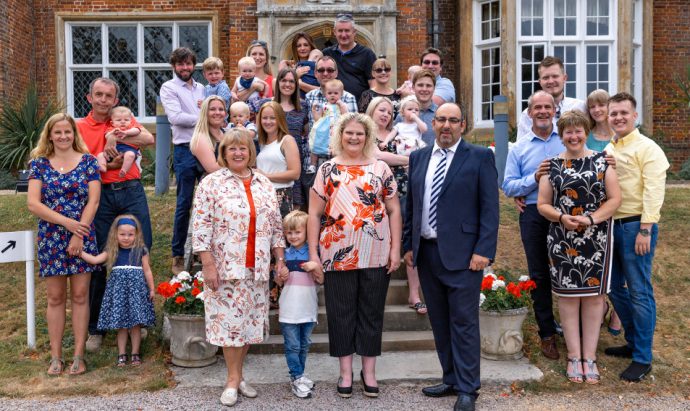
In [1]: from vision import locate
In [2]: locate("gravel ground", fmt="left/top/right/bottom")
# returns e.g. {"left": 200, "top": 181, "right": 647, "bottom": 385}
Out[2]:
{"left": 1, "top": 382, "right": 687, "bottom": 411}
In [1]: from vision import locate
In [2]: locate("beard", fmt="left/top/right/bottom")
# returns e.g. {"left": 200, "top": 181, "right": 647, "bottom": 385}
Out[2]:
{"left": 175, "top": 69, "right": 193, "bottom": 82}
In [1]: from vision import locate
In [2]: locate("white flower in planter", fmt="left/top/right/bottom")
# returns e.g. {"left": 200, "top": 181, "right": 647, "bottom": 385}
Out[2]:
{"left": 177, "top": 271, "right": 192, "bottom": 281}
{"left": 518, "top": 275, "right": 530, "bottom": 282}
{"left": 195, "top": 291, "right": 205, "bottom": 301}
{"left": 479, "top": 293, "right": 486, "bottom": 307}
{"left": 491, "top": 279, "right": 505, "bottom": 290}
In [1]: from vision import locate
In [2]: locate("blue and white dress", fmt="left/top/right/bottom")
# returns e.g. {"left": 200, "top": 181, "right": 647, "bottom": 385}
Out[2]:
{"left": 97, "top": 247, "right": 156, "bottom": 329}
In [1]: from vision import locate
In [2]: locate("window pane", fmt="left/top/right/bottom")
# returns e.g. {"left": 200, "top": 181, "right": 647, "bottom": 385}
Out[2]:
{"left": 72, "top": 26, "right": 102, "bottom": 64}
{"left": 555, "top": 0, "right": 564, "bottom": 16}
{"left": 534, "top": 19, "right": 543, "bottom": 36}
{"left": 144, "top": 26, "right": 173, "bottom": 64}
{"left": 72, "top": 71, "right": 103, "bottom": 118}
{"left": 144, "top": 70, "right": 173, "bottom": 116}
{"left": 534, "top": 0, "right": 543, "bottom": 16}
{"left": 599, "top": 65, "right": 608, "bottom": 81}
{"left": 109, "top": 70, "right": 139, "bottom": 115}
{"left": 521, "top": 19, "right": 531, "bottom": 36}
{"left": 566, "top": 19, "right": 576, "bottom": 36}
{"left": 482, "top": 2, "right": 491, "bottom": 21}
{"left": 482, "top": 22, "right": 491, "bottom": 40}
{"left": 555, "top": 18, "right": 564, "bottom": 36}
{"left": 108, "top": 26, "right": 137, "bottom": 64}
{"left": 598, "top": 17, "right": 609, "bottom": 36}
{"left": 179, "top": 25, "right": 209, "bottom": 61}
{"left": 599, "top": 0, "right": 608, "bottom": 16}
{"left": 192, "top": 69, "right": 207, "bottom": 85}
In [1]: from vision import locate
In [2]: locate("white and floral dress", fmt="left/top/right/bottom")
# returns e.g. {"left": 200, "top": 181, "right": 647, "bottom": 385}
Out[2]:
{"left": 192, "top": 168, "right": 285, "bottom": 347}
{"left": 547, "top": 152, "right": 613, "bottom": 297}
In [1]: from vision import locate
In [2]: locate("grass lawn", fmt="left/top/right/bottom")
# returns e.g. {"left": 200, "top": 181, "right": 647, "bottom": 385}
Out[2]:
{"left": 0, "top": 188, "right": 688, "bottom": 398}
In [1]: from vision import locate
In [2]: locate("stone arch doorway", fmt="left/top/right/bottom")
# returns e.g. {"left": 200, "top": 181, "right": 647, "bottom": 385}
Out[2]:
{"left": 278, "top": 22, "right": 374, "bottom": 61}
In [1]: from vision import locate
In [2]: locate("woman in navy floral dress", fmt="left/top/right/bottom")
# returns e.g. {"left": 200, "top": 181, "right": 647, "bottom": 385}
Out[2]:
{"left": 27, "top": 113, "right": 101, "bottom": 376}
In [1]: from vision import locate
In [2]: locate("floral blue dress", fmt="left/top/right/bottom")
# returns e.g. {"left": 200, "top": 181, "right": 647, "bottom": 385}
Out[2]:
{"left": 97, "top": 247, "right": 156, "bottom": 329}
{"left": 28, "top": 155, "right": 100, "bottom": 278}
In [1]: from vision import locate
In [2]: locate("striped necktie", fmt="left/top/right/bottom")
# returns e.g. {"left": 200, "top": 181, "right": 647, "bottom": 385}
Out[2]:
{"left": 429, "top": 148, "right": 449, "bottom": 231}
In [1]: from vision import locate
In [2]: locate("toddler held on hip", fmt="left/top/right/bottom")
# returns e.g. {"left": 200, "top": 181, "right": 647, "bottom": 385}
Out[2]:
{"left": 232, "top": 56, "right": 267, "bottom": 108}
{"left": 275, "top": 210, "right": 323, "bottom": 398}
{"left": 308, "top": 79, "right": 350, "bottom": 172}
{"left": 80, "top": 214, "right": 155, "bottom": 367}
{"left": 380, "top": 96, "right": 427, "bottom": 156}
{"left": 96, "top": 106, "right": 141, "bottom": 178}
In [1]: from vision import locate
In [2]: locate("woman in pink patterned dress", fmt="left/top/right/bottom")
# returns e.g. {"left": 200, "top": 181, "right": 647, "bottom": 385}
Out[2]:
{"left": 307, "top": 113, "right": 402, "bottom": 398}
{"left": 192, "top": 128, "right": 287, "bottom": 407}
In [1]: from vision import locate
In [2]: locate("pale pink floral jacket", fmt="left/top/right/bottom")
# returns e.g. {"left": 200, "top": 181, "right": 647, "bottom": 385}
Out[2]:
{"left": 192, "top": 168, "right": 285, "bottom": 281}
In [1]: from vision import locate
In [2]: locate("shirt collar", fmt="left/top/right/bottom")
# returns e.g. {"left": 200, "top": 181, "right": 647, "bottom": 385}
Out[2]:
{"left": 612, "top": 128, "right": 640, "bottom": 146}
{"left": 173, "top": 74, "right": 198, "bottom": 89}
{"left": 528, "top": 128, "right": 559, "bottom": 143}
{"left": 432, "top": 137, "right": 462, "bottom": 155}
{"left": 83, "top": 110, "right": 108, "bottom": 126}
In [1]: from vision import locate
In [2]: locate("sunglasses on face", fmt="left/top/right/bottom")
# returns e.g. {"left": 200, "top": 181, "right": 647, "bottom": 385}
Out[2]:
{"left": 250, "top": 40, "right": 267, "bottom": 47}
{"left": 373, "top": 67, "right": 392, "bottom": 73}
{"left": 336, "top": 13, "right": 354, "bottom": 20}
{"left": 316, "top": 67, "right": 337, "bottom": 74}
{"left": 423, "top": 60, "right": 441, "bottom": 66}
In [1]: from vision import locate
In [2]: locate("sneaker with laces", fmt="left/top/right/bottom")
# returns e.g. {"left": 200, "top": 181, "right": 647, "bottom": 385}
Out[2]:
{"left": 301, "top": 375, "right": 315, "bottom": 389}
{"left": 85, "top": 334, "right": 103, "bottom": 352}
{"left": 291, "top": 377, "right": 312, "bottom": 398}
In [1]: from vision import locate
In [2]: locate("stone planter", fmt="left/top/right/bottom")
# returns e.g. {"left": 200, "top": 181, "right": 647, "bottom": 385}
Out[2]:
{"left": 479, "top": 307, "right": 529, "bottom": 360}
{"left": 167, "top": 314, "right": 217, "bottom": 367}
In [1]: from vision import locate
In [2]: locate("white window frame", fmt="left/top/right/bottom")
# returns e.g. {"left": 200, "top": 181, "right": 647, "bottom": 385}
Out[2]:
{"left": 516, "top": 0, "right": 617, "bottom": 116}
{"left": 65, "top": 21, "right": 212, "bottom": 123}
{"left": 631, "top": 0, "right": 644, "bottom": 121}
{"left": 472, "top": 0, "right": 502, "bottom": 128}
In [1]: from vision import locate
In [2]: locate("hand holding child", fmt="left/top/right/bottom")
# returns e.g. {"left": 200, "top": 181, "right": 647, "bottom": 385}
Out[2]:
{"left": 336, "top": 100, "right": 348, "bottom": 115}
{"left": 301, "top": 261, "right": 324, "bottom": 284}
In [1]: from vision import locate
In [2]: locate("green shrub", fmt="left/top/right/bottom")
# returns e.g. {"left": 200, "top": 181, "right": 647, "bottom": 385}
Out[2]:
{"left": 679, "top": 158, "right": 690, "bottom": 180}
{"left": 0, "top": 170, "right": 16, "bottom": 190}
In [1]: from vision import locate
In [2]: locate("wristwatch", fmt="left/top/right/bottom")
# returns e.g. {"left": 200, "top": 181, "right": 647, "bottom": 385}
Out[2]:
{"left": 638, "top": 228, "right": 650, "bottom": 237}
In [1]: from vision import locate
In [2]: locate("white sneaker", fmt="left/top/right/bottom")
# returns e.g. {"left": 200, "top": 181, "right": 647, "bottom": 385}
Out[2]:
{"left": 220, "top": 387, "right": 238, "bottom": 406}
{"left": 291, "top": 377, "right": 312, "bottom": 398}
{"left": 306, "top": 165, "right": 317, "bottom": 174}
{"left": 238, "top": 380, "right": 257, "bottom": 398}
{"left": 301, "top": 375, "right": 315, "bottom": 389}
{"left": 85, "top": 334, "right": 103, "bottom": 352}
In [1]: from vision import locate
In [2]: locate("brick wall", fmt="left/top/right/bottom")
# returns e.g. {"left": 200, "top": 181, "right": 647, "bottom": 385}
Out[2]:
{"left": 0, "top": 0, "right": 34, "bottom": 107}
{"left": 396, "top": 0, "right": 429, "bottom": 86}
{"left": 653, "top": 0, "right": 690, "bottom": 170}
{"left": 434, "top": 0, "right": 457, "bottom": 85}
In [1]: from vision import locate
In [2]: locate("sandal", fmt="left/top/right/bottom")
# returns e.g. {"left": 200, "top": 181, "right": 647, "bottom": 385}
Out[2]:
{"left": 130, "top": 353, "right": 141, "bottom": 366}
{"left": 47, "top": 357, "right": 64, "bottom": 376}
{"left": 409, "top": 301, "right": 428, "bottom": 315}
{"left": 68, "top": 355, "right": 87, "bottom": 375}
{"left": 583, "top": 358, "right": 600, "bottom": 384}
{"left": 566, "top": 357, "right": 583, "bottom": 383}
{"left": 117, "top": 354, "right": 128, "bottom": 367}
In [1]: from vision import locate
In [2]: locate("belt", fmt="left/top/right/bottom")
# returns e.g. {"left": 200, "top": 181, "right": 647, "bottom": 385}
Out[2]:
{"left": 102, "top": 179, "right": 141, "bottom": 191}
{"left": 421, "top": 237, "right": 438, "bottom": 244}
{"left": 614, "top": 215, "right": 641, "bottom": 225}
{"left": 175, "top": 143, "right": 190, "bottom": 147}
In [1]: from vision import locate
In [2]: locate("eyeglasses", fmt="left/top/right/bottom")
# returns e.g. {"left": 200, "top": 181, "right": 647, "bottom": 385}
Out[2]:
{"left": 373, "top": 67, "right": 392, "bottom": 74}
{"left": 434, "top": 117, "right": 463, "bottom": 124}
{"left": 422, "top": 60, "right": 441, "bottom": 66}
{"left": 250, "top": 40, "right": 267, "bottom": 47}
{"left": 316, "top": 67, "right": 337, "bottom": 74}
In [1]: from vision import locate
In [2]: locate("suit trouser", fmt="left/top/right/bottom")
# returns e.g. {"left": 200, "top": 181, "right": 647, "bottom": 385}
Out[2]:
{"left": 417, "top": 239, "right": 482, "bottom": 397}
{"left": 324, "top": 267, "right": 390, "bottom": 357}
{"left": 519, "top": 205, "right": 557, "bottom": 339}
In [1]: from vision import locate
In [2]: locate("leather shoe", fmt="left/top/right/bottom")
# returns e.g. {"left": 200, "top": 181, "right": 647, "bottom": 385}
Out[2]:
{"left": 422, "top": 383, "right": 457, "bottom": 397}
{"left": 540, "top": 335, "right": 560, "bottom": 360}
{"left": 454, "top": 394, "right": 476, "bottom": 411}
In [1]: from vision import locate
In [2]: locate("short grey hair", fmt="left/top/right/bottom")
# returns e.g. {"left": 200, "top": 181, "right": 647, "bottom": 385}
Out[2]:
{"left": 527, "top": 90, "right": 555, "bottom": 111}
{"left": 334, "top": 13, "right": 355, "bottom": 28}
{"left": 89, "top": 77, "right": 120, "bottom": 98}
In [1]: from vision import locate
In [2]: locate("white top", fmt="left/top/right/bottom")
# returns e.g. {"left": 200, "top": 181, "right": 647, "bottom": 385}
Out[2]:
{"left": 517, "top": 96, "right": 587, "bottom": 141}
{"left": 393, "top": 122, "right": 426, "bottom": 156}
{"left": 257, "top": 138, "right": 294, "bottom": 189}
{"left": 234, "top": 77, "right": 261, "bottom": 101}
{"left": 421, "top": 138, "right": 461, "bottom": 239}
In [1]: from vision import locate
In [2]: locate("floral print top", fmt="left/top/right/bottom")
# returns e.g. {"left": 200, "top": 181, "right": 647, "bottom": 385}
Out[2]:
{"left": 312, "top": 160, "right": 398, "bottom": 272}
{"left": 192, "top": 168, "right": 285, "bottom": 281}
{"left": 28, "top": 155, "right": 100, "bottom": 277}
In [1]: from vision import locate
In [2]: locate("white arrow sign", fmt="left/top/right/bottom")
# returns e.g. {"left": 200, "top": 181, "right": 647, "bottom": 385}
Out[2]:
{"left": 0, "top": 230, "right": 33, "bottom": 263}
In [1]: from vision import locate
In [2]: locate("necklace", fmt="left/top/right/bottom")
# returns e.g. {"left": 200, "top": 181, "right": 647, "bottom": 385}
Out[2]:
{"left": 231, "top": 169, "right": 252, "bottom": 179}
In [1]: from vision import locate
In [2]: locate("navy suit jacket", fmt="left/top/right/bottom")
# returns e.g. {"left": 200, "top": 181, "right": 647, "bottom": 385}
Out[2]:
{"left": 403, "top": 139, "right": 500, "bottom": 271}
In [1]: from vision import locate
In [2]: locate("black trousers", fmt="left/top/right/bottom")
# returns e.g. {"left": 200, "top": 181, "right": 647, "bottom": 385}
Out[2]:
{"left": 417, "top": 239, "right": 482, "bottom": 397}
{"left": 519, "top": 205, "right": 556, "bottom": 339}
{"left": 324, "top": 267, "right": 390, "bottom": 357}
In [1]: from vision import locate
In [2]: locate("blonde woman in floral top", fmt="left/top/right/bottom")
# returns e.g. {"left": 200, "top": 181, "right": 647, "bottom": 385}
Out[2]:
{"left": 307, "top": 112, "right": 402, "bottom": 398}
{"left": 192, "top": 129, "right": 287, "bottom": 407}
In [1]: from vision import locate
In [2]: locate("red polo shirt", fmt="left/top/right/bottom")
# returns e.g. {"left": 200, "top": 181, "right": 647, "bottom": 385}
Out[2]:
{"left": 77, "top": 111, "right": 144, "bottom": 184}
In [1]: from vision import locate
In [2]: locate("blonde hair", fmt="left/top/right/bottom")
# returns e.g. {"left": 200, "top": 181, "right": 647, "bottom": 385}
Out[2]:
{"left": 217, "top": 128, "right": 257, "bottom": 168}
{"left": 586, "top": 88, "right": 610, "bottom": 128}
{"left": 399, "top": 96, "right": 421, "bottom": 113}
{"left": 191, "top": 95, "right": 227, "bottom": 152}
{"left": 230, "top": 101, "right": 250, "bottom": 116}
{"left": 331, "top": 112, "right": 377, "bottom": 158}
{"left": 104, "top": 214, "right": 146, "bottom": 271}
{"left": 556, "top": 110, "right": 591, "bottom": 138}
{"left": 202, "top": 56, "right": 224, "bottom": 72}
{"left": 324, "top": 79, "right": 344, "bottom": 92}
{"left": 110, "top": 106, "right": 133, "bottom": 118}
{"left": 283, "top": 210, "right": 308, "bottom": 231}
{"left": 256, "top": 101, "right": 290, "bottom": 146}
{"left": 246, "top": 43, "right": 273, "bottom": 75}
{"left": 31, "top": 113, "right": 89, "bottom": 159}
{"left": 365, "top": 96, "right": 394, "bottom": 131}
{"left": 238, "top": 56, "right": 256, "bottom": 70}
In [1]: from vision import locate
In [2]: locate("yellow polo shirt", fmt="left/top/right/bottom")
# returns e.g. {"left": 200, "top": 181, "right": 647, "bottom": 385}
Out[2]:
{"left": 605, "top": 128, "right": 669, "bottom": 223}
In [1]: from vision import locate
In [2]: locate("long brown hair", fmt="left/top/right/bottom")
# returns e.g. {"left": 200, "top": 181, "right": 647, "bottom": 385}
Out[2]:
{"left": 275, "top": 68, "right": 301, "bottom": 112}
{"left": 104, "top": 214, "right": 146, "bottom": 271}
{"left": 256, "top": 101, "right": 290, "bottom": 146}
{"left": 31, "top": 113, "right": 89, "bottom": 159}
{"left": 290, "top": 32, "right": 316, "bottom": 62}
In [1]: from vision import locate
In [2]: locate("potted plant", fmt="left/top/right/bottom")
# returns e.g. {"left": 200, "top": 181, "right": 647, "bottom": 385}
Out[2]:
{"left": 156, "top": 271, "right": 216, "bottom": 367}
{"left": 479, "top": 270, "right": 536, "bottom": 360}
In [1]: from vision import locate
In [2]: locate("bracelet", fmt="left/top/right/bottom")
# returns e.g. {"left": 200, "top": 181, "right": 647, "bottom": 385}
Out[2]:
{"left": 558, "top": 214, "right": 564, "bottom": 224}
{"left": 587, "top": 215, "right": 595, "bottom": 225}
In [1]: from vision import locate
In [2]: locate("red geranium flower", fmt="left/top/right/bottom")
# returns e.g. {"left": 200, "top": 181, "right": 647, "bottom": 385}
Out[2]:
{"left": 175, "top": 296, "right": 186, "bottom": 304}
{"left": 191, "top": 287, "right": 201, "bottom": 297}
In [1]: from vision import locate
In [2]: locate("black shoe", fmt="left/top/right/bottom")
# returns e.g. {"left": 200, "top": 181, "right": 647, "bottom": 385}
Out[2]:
{"left": 336, "top": 374, "right": 353, "bottom": 398}
{"left": 553, "top": 319, "right": 564, "bottom": 337}
{"left": 620, "top": 361, "right": 652, "bottom": 382}
{"left": 604, "top": 345, "right": 634, "bottom": 358}
{"left": 422, "top": 383, "right": 457, "bottom": 397}
{"left": 454, "top": 394, "right": 476, "bottom": 411}
{"left": 360, "top": 370, "right": 379, "bottom": 398}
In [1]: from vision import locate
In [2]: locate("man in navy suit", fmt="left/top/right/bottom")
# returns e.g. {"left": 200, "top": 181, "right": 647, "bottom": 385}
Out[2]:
{"left": 403, "top": 103, "right": 499, "bottom": 411}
